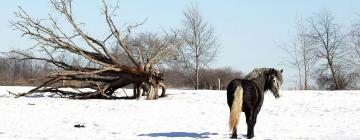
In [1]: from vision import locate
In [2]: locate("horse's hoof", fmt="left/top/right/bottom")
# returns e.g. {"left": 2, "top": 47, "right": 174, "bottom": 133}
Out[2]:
{"left": 247, "top": 134, "right": 254, "bottom": 139}
{"left": 230, "top": 133, "right": 237, "bottom": 139}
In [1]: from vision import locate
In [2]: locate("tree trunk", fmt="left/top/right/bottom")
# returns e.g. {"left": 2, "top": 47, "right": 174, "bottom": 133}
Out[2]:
{"left": 302, "top": 37, "right": 309, "bottom": 90}
{"left": 159, "top": 82, "right": 166, "bottom": 97}
{"left": 195, "top": 48, "right": 200, "bottom": 90}
{"left": 304, "top": 60, "right": 308, "bottom": 90}
{"left": 147, "top": 84, "right": 158, "bottom": 100}
{"left": 304, "top": 65, "right": 309, "bottom": 90}
{"left": 297, "top": 65, "right": 302, "bottom": 89}
{"left": 195, "top": 65, "right": 199, "bottom": 90}
{"left": 329, "top": 62, "right": 341, "bottom": 89}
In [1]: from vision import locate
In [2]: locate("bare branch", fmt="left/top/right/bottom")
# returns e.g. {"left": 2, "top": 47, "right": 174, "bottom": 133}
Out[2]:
{"left": 7, "top": 0, "right": 169, "bottom": 99}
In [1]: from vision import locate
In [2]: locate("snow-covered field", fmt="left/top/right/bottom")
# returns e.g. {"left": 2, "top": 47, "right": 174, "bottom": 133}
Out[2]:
{"left": 0, "top": 86, "right": 360, "bottom": 140}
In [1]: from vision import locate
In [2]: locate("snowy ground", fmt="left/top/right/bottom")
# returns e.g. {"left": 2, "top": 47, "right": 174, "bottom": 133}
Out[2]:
{"left": 0, "top": 86, "right": 360, "bottom": 140}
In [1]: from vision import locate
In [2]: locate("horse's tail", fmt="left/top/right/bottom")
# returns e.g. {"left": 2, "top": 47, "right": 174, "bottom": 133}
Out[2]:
{"left": 229, "top": 85, "right": 243, "bottom": 132}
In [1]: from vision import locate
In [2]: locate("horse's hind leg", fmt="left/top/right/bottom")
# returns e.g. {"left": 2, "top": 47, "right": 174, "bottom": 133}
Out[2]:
{"left": 231, "top": 126, "right": 237, "bottom": 139}
{"left": 246, "top": 110, "right": 260, "bottom": 139}
{"left": 245, "top": 110, "right": 255, "bottom": 139}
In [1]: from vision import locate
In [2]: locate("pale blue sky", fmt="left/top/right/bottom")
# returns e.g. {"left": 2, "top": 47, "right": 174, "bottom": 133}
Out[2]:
{"left": 1, "top": 0, "right": 360, "bottom": 88}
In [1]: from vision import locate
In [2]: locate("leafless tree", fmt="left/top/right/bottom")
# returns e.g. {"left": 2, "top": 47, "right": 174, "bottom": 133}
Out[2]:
{"left": 128, "top": 32, "right": 177, "bottom": 98}
{"left": 280, "top": 41, "right": 304, "bottom": 89}
{"left": 348, "top": 17, "right": 360, "bottom": 89}
{"left": 180, "top": 4, "right": 218, "bottom": 90}
{"left": 281, "top": 16, "right": 314, "bottom": 90}
{"left": 4, "top": 0, "right": 181, "bottom": 99}
{"left": 350, "top": 20, "right": 360, "bottom": 69}
{"left": 307, "top": 10, "right": 348, "bottom": 90}
{"left": 297, "top": 17, "right": 313, "bottom": 90}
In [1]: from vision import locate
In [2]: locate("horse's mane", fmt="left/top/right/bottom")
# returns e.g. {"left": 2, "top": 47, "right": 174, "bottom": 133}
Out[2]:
{"left": 244, "top": 68, "right": 272, "bottom": 80}
{"left": 245, "top": 68, "right": 284, "bottom": 83}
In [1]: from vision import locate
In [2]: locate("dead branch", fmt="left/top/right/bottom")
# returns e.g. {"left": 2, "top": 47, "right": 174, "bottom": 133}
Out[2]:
{"left": 6, "top": 0, "right": 179, "bottom": 99}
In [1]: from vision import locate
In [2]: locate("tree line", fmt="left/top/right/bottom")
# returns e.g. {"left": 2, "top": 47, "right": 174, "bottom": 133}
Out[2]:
{"left": 0, "top": 55, "right": 242, "bottom": 90}
{"left": 0, "top": 56, "right": 53, "bottom": 86}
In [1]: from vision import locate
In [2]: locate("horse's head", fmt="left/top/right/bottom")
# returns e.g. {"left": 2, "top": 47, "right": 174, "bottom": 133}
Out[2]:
{"left": 268, "top": 69, "right": 283, "bottom": 99}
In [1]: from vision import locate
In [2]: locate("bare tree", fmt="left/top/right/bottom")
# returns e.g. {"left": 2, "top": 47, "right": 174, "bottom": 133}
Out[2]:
{"left": 4, "top": 0, "right": 180, "bottom": 99}
{"left": 129, "top": 32, "right": 177, "bottom": 98}
{"left": 307, "top": 10, "right": 348, "bottom": 90}
{"left": 180, "top": 4, "right": 218, "bottom": 90}
{"left": 280, "top": 41, "right": 304, "bottom": 89}
{"left": 350, "top": 20, "right": 360, "bottom": 68}
{"left": 283, "top": 11, "right": 359, "bottom": 90}
{"left": 280, "top": 16, "right": 314, "bottom": 90}
{"left": 297, "top": 17, "right": 313, "bottom": 90}
{"left": 348, "top": 17, "right": 360, "bottom": 89}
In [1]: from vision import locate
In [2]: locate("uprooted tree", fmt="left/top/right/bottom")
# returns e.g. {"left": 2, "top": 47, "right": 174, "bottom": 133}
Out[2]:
{"left": 4, "top": 0, "right": 181, "bottom": 99}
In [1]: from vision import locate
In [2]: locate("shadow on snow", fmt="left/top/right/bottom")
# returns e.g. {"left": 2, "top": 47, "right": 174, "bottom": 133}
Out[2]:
{"left": 138, "top": 132, "right": 218, "bottom": 139}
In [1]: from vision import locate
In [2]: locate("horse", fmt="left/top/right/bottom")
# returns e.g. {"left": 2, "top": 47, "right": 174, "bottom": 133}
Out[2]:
{"left": 227, "top": 68, "right": 283, "bottom": 139}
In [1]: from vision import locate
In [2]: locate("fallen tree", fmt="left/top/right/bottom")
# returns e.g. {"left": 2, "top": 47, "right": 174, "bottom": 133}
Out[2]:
{"left": 5, "top": 0, "right": 180, "bottom": 99}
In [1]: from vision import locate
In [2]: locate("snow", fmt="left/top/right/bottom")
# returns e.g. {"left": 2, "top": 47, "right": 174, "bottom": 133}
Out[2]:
{"left": 1, "top": 86, "right": 360, "bottom": 140}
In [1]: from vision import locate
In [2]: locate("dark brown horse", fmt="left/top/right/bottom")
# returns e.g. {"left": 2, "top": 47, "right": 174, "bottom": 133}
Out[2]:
{"left": 227, "top": 68, "right": 283, "bottom": 139}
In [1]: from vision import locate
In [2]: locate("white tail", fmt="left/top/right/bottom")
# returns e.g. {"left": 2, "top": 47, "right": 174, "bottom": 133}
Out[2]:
{"left": 229, "top": 86, "right": 243, "bottom": 132}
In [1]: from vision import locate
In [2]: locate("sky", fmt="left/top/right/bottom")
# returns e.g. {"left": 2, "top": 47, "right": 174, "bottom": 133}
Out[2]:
{"left": 1, "top": 0, "right": 360, "bottom": 89}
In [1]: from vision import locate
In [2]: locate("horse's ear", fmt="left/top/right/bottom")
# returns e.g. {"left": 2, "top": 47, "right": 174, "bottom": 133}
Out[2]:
{"left": 280, "top": 69, "right": 283, "bottom": 73}
{"left": 270, "top": 68, "right": 275, "bottom": 75}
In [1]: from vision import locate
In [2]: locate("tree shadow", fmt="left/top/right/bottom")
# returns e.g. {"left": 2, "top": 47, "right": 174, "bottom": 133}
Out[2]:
{"left": 138, "top": 132, "right": 218, "bottom": 139}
